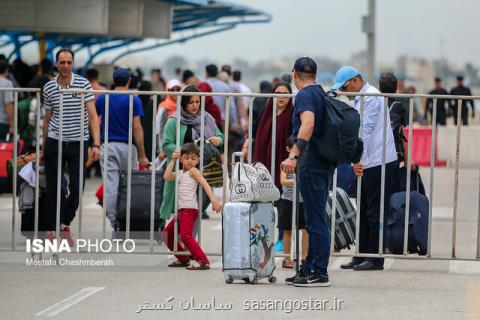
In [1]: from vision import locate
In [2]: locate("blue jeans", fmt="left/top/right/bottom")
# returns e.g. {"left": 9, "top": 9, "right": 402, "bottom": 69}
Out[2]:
{"left": 298, "top": 166, "right": 333, "bottom": 275}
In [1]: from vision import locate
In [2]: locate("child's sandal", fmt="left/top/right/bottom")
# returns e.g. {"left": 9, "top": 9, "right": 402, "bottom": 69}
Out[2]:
{"left": 168, "top": 259, "right": 189, "bottom": 267}
{"left": 186, "top": 260, "right": 210, "bottom": 270}
{"left": 282, "top": 259, "right": 294, "bottom": 269}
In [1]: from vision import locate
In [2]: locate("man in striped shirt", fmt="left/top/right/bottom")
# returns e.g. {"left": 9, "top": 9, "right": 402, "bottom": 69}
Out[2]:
{"left": 41, "top": 48, "right": 101, "bottom": 245}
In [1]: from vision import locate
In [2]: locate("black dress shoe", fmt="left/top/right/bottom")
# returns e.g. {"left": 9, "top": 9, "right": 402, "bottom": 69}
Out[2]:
{"left": 201, "top": 212, "right": 210, "bottom": 219}
{"left": 340, "top": 258, "right": 362, "bottom": 269}
{"left": 353, "top": 261, "right": 384, "bottom": 271}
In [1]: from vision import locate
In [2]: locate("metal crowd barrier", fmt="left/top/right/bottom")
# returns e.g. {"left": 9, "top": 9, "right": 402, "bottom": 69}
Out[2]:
{"left": 0, "top": 87, "right": 479, "bottom": 263}
{"left": 333, "top": 91, "right": 480, "bottom": 261}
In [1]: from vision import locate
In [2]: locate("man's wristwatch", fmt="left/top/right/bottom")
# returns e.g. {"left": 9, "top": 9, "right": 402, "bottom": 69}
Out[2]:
{"left": 288, "top": 153, "right": 299, "bottom": 160}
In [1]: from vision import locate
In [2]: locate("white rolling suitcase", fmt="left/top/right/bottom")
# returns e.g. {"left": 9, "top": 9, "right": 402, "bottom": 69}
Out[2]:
{"left": 222, "top": 201, "right": 277, "bottom": 284}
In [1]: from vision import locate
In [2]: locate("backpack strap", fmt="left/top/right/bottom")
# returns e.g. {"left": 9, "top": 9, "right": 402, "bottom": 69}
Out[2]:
{"left": 326, "top": 89, "right": 338, "bottom": 98}
{"left": 389, "top": 100, "right": 401, "bottom": 112}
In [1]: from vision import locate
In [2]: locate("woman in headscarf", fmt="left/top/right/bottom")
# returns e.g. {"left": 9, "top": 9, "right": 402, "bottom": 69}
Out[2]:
{"left": 159, "top": 85, "right": 224, "bottom": 221}
{"left": 243, "top": 82, "right": 294, "bottom": 188}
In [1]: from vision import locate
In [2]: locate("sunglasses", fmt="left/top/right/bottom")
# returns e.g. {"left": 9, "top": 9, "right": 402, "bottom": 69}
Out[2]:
{"left": 169, "top": 87, "right": 181, "bottom": 92}
{"left": 339, "top": 80, "right": 351, "bottom": 92}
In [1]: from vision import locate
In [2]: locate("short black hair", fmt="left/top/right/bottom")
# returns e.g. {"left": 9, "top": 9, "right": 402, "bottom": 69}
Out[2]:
{"left": 180, "top": 85, "right": 200, "bottom": 110}
{"left": 260, "top": 80, "right": 272, "bottom": 93}
{"left": 85, "top": 68, "right": 99, "bottom": 81}
{"left": 206, "top": 64, "right": 218, "bottom": 77}
{"left": 0, "top": 59, "right": 8, "bottom": 74}
{"left": 456, "top": 75, "right": 464, "bottom": 81}
{"left": 55, "top": 48, "right": 74, "bottom": 61}
{"left": 40, "top": 58, "right": 53, "bottom": 74}
{"left": 233, "top": 70, "right": 241, "bottom": 82}
{"left": 182, "top": 69, "right": 194, "bottom": 83}
{"left": 286, "top": 136, "right": 295, "bottom": 149}
{"left": 434, "top": 77, "right": 442, "bottom": 82}
{"left": 379, "top": 72, "right": 398, "bottom": 94}
{"left": 181, "top": 142, "right": 200, "bottom": 156}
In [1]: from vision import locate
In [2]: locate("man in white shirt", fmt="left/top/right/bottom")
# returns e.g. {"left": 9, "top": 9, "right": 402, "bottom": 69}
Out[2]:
{"left": 331, "top": 66, "right": 397, "bottom": 271}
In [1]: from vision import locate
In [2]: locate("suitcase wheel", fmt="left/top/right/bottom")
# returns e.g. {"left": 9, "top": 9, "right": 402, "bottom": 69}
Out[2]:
{"left": 250, "top": 278, "right": 258, "bottom": 285}
{"left": 268, "top": 276, "right": 277, "bottom": 284}
{"left": 242, "top": 277, "right": 250, "bottom": 283}
{"left": 225, "top": 276, "right": 234, "bottom": 284}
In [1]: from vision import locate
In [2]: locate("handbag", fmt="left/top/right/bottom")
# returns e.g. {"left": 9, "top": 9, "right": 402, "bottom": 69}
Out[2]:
{"left": 230, "top": 152, "right": 280, "bottom": 203}
{"left": 195, "top": 140, "right": 223, "bottom": 187}
{"left": 394, "top": 166, "right": 426, "bottom": 196}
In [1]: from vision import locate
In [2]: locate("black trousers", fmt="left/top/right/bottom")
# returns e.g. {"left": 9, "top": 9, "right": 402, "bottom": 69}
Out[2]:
{"left": 0, "top": 123, "right": 10, "bottom": 140}
{"left": 44, "top": 138, "right": 88, "bottom": 231}
{"left": 452, "top": 106, "right": 469, "bottom": 125}
{"left": 356, "top": 161, "right": 396, "bottom": 266}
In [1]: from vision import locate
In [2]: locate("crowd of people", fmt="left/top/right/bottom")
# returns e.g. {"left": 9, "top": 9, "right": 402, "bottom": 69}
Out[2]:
{"left": 0, "top": 49, "right": 478, "bottom": 287}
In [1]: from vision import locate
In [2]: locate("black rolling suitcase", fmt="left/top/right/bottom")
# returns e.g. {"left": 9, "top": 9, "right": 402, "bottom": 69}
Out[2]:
{"left": 19, "top": 163, "right": 67, "bottom": 238}
{"left": 116, "top": 164, "right": 165, "bottom": 239}
{"left": 21, "top": 191, "right": 47, "bottom": 238}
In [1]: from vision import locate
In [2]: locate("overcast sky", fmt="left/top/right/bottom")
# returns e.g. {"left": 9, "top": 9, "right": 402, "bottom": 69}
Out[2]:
{"left": 119, "top": 0, "right": 480, "bottom": 68}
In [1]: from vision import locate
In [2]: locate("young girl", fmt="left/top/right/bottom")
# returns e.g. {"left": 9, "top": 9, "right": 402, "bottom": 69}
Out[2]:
{"left": 162, "top": 142, "right": 222, "bottom": 270}
{"left": 279, "top": 136, "right": 308, "bottom": 268}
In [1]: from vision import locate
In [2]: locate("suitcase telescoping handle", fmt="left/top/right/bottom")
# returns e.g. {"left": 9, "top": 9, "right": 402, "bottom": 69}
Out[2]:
{"left": 294, "top": 173, "right": 300, "bottom": 272}
{"left": 232, "top": 152, "right": 244, "bottom": 180}
{"left": 232, "top": 152, "right": 243, "bottom": 164}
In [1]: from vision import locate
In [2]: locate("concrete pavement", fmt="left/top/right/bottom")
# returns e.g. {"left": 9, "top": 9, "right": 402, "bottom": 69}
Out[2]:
{"left": 0, "top": 167, "right": 479, "bottom": 320}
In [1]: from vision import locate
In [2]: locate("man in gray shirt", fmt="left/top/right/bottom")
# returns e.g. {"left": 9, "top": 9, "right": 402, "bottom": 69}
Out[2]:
{"left": 0, "top": 60, "right": 14, "bottom": 140}
{"left": 205, "top": 64, "right": 239, "bottom": 127}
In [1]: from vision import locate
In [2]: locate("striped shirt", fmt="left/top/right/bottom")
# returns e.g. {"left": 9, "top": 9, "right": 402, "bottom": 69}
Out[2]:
{"left": 178, "top": 170, "right": 198, "bottom": 209}
{"left": 42, "top": 73, "right": 94, "bottom": 141}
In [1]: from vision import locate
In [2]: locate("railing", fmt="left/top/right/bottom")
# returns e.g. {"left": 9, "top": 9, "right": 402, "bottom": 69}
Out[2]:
{"left": 0, "top": 87, "right": 479, "bottom": 263}
{"left": 334, "top": 91, "right": 480, "bottom": 261}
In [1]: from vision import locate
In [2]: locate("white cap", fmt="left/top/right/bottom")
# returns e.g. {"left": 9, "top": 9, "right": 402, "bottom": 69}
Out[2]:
{"left": 167, "top": 79, "right": 182, "bottom": 90}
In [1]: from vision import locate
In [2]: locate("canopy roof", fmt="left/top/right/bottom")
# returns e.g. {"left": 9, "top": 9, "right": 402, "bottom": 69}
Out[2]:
{"left": 0, "top": 0, "right": 270, "bottom": 66}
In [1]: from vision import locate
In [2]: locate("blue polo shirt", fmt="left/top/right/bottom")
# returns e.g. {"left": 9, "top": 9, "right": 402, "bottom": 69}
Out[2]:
{"left": 292, "top": 84, "right": 333, "bottom": 170}
{"left": 96, "top": 94, "right": 144, "bottom": 142}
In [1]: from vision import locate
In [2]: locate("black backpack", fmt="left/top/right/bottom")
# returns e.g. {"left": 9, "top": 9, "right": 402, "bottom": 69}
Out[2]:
{"left": 388, "top": 100, "right": 407, "bottom": 162}
{"left": 315, "top": 89, "right": 363, "bottom": 166}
